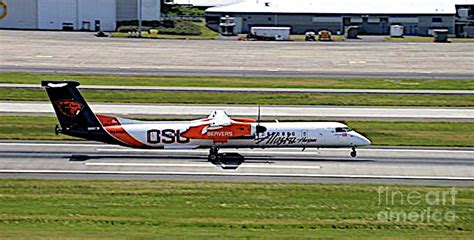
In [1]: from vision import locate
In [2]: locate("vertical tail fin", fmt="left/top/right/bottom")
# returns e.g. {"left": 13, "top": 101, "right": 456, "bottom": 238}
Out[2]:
{"left": 41, "top": 81, "right": 108, "bottom": 141}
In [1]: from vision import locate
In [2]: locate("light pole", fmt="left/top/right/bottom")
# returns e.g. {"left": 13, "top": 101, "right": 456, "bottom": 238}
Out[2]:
{"left": 138, "top": 0, "right": 142, "bottom": 37}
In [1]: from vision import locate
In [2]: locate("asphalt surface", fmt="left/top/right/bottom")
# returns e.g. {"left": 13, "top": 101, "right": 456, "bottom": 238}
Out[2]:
{"left": 0, "top": 141, "right": 473, "bottom": 186}
{"left": 4, "top": 65, "right": 474, "bottom": 80}
{"left": 2, "top": 83, "right": 473, "bottom": 95}
{"left": 1, "top": 101, "right": 473, "bottom": 121}
{"left": 2, "top": 30, "right": 474, "bottom": 79}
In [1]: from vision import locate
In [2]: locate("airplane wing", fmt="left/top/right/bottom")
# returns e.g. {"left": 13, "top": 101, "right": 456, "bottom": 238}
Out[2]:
{"left": 200, "top": 110, "right": 232, "bottom": 134}
{"left": 208, "top": 110, "right": 231, "bottom": 127}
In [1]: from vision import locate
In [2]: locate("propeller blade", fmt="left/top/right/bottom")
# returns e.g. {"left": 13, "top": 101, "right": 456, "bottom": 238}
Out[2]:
{"left": 258, "top": 105, "right": 261, "bottom": 124}
{"left": 255, "top": 105, "right": 267, "bottom": 138}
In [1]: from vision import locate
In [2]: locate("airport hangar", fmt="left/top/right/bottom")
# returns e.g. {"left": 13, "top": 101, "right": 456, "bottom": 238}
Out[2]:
{"left": 205, "top": 0, "right": 474, "bottom": 36}
{"left": 0, "top": 0, "right": 161, "bottom": 32}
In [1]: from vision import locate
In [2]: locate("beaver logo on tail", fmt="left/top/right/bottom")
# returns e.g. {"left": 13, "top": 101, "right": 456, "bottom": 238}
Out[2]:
{"left": 54, "top": 99, "right": 84, "bottom": 118}
{"left": 0, "top": 1, "right": 7, "bottom": 20}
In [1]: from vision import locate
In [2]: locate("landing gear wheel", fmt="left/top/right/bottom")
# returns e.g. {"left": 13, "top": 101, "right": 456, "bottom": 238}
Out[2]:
{"left": 208, "top": 147, "right": 219, "bottom": 163}
{"left": 350, "top": 147, "right": 357, "bottom": 158}
{"left": 208, "top": 153, "right": 219, "bottom": 162}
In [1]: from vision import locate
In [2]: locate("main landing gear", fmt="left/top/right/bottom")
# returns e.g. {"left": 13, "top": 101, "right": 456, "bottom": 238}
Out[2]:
{"left": 208, "top": 147, "right": 219, "bottom": 162}
{"left": 208, "top": 147, "right": 245, "bottom": 169}
{"left": 350, "top": 146, "right": 357, "bottom": 158}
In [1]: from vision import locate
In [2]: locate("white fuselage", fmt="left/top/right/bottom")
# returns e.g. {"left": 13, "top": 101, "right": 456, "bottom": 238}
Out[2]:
{"left": 116, "top": 121, "right": 371, "bottom": 149}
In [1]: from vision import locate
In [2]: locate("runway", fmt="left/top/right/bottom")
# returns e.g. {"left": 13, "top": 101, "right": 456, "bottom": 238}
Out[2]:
{"left": 1, "top": 101, "right": 473, "bottom": 121}
{"left": 0, "top": 141, "right": 473, "bottom": 186}
{"left": 2, "top": 30, "right": 474, "bottom": 79}
{"left": 2, "top": 83, "right": 473, "bottom": 96}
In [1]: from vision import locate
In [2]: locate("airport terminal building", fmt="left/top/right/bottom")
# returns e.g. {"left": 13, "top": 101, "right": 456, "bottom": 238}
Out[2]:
{"left": 0, "top": 0, "right": 161, "bottom": 31}
{"left": 206, "top": 0, "right": 474, "bottom": 36}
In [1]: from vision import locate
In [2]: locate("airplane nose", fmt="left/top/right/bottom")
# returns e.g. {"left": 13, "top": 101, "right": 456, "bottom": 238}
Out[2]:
{"left": 360, "top": 135, "right": 372, "bottom": 146}
{"left": 352, "top": 132, "right": 371, "bottom": 146}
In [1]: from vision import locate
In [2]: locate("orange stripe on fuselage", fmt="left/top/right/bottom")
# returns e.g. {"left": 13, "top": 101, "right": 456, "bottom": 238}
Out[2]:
{"left": 104, "top": 125, "right": 147, "bottom": 147}
{"left": 96, "top": 114, "right": 147, "bottom": 147}
{"left": 96, "top": 114, "right": 120, "bottom": 127}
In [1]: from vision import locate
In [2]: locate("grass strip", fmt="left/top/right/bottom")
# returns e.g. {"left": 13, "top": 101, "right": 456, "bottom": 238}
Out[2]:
{"left": 1, "top": 116, "right": 473, "bottom": 147}
{"left": 0, "top": 179, "right": 472, "bottom": 239}
{"left": 0, "top": 73, "right": 473, "bottom": 90}
{"left": 1, "top": 88, "right": 473, "bottom": 107}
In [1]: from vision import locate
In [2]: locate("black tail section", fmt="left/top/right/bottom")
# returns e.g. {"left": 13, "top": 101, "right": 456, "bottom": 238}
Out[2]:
{"left": 41, "top": 81, "right": 115, "bottom": 143}
{"left": 42, "top": 81, "right": 100, "bottom": 130}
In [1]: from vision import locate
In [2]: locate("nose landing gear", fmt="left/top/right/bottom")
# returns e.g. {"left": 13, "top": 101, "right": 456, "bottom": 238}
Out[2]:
{"left": 350, "top": 146, "right": 357, "bottom": 158}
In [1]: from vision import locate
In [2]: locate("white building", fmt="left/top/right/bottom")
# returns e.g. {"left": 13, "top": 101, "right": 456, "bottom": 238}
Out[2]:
{"left": 206, "top": 0, "right": 474, "bottom": 36}
{"left": 0, "top": 0, "right": 161, "bottom": 31}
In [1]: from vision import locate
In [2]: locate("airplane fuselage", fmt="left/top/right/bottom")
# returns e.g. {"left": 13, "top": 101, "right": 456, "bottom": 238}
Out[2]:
{"left": 105, "top": 120, "right": 371, "bottom": 149}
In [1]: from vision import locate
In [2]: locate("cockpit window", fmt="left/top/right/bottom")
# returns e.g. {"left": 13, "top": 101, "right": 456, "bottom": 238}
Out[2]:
{"left": 335, "top": 127, "right": 352, "bottom": 133}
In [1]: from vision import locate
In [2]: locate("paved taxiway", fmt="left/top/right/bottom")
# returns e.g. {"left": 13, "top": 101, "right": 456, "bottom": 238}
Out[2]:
{"left": 0, "top": 141, "right": 473, "bottom": 186}
{"left": 4, "top": 65, "right": 474, "bottom": 80}
{"left": 2, "top": 30, "right": 474, "bottom": 79}
{"left": 1, "top": 101, "right": 473, "bottom": 121}
{"left": 2, "top": 84, "right": 473, "bottom": 96}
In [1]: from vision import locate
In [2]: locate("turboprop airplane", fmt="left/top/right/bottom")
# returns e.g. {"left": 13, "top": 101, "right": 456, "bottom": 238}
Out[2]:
{"left": 42, "top": 81, "right": 371, "bottom": 163}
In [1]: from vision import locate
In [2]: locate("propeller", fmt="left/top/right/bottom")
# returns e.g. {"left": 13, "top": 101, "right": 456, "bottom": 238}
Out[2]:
{"left": 258, "top": 105, "right": 261, "bottom": 123}
{"left": 255, "top": 105, "right": 267, "bottom": 138}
